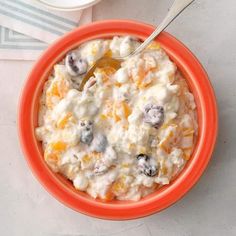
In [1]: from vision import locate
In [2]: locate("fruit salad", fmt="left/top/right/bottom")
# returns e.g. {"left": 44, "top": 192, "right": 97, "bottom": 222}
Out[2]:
{"left": 35, "top": 36, "right": 198, "bottom": 201}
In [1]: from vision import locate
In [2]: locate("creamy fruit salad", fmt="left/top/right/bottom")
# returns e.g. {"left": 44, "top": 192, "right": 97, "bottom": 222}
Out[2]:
{"left": 35, "top": 36, "right": 198, "bottom": 201}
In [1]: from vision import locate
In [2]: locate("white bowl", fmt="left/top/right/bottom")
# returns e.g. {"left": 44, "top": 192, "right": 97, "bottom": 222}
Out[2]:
{"left": 37, "top": 0, "right": 102, "bottom": 11}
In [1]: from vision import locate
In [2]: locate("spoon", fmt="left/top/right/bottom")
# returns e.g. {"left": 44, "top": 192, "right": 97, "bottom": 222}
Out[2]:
{"left": 78, "top": 0, "right": 195, "bottom": 91}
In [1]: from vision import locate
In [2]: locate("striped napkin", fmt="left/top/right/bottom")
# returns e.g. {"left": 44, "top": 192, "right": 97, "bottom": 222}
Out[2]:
{"left": 0, "top": 0, "right": 92, "bottom": 60}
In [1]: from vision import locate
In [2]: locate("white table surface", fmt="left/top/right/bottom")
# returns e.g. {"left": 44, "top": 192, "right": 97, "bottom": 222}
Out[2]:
{"left": 1, "top": 0, "right": 236, "bottom": 235}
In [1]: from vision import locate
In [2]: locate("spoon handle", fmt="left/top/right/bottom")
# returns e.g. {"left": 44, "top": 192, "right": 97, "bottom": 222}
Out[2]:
{"left": 131, "top": 0, "right": 195, "bottom": 56}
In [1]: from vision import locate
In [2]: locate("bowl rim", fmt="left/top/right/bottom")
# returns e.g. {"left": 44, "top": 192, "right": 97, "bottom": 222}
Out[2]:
{"left": 18, "top": 19, "right": 218, "bottom": 220}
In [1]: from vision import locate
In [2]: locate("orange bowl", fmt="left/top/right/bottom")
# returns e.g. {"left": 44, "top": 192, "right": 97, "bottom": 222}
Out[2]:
{"left": 18, "top": 20, "right": 218, "bottom": 220}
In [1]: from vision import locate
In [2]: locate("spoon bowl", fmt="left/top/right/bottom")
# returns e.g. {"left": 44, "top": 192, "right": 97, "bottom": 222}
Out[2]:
{"left": 78, "top": 57, "right": 122, "bottom": 91}
{"left": 79, "top": 0, "right": 195, "bottom": 90}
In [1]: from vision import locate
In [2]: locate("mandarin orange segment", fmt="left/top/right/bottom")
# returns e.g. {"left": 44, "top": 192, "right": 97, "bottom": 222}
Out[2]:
{"left": 50, "top": 82, "right": 60, "bottom": 97}
{"left": 183, "top": 148, "right": 192, "bottom": 160}
{"left": 122, "top": 101, "right": 131, "bottom": 119}
{"left": 44, "top": 152, "right": 59, "bottom": 162}
{"left": 104, "top": 187, "right": 115, "bottom": 201}
{"left": 159, "top": 122, "right": 178, "bottom": 131}
{"left": 81, "top": 154, "right": 92, "bottom": 164}
{"left": 58, "top": 79, "right": 69, "bottom": 98}
{"left": 45, "top": 78, "right": 70, "bottom": 109}
{"left": 114, "top": 82, "right": 122, "bottom": 87}
{"left": 134, "top": 69, "right": 145, "bottom": 88}
{"left": 104, "top": 49, "right": 113, "bottom": 57}
{"left": 46, "top": 96, "right": 53, "bottom": 109}
{"left": 100, "top": 114, "right": 108, "bottom": 120}
{"left": 138, "top": 75, "right": 153, "bottom": 89}
{"left": 44, "top": 143, "right": 62, "bottom": 164}
{"left": 111, "top": 176, "right": 128, "bottom": 196}
{"left": 112, "top": 101, "right": 131, "bottom": 122}
{"left": 46, "top": 82, "right": 59, "bottom": 109}
{"left": 103, "top": 100, "right": 113, "bottom": 118}
{"left": 159, "top": 142, "right": 171, "bottom": 154}
{"left": 160, "top": 164, "right": 168, "bottom": 175}
{"left": 147, "top": 41, "right": 161, "bottom": 50}
{"left": 91, "top": 152, "right": 102, "bottom": 159}
{"left": 135, "top": 70, "right": 154, "bottom": 89}
{"left": 50, "top": 141, "right": 67, "bottom": 152}
{"left": 159, "top": 130, "right": 176, "bottom": 154}
{"left": 57, "top": 112, "right": 75, "bottom": 129}
{"left": 113, "top": 113, "right": 121, "bottom": 122}
{"left": 112, "top": 102, "right": 121, "bottom": 122}
{"left": 95, "top": 66, "right": 116, "bottom": 83}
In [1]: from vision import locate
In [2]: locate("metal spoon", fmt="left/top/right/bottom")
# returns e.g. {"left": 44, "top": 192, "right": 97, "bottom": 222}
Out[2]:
{"left": 78, "top": 0, "right": 195, "bottom": 91}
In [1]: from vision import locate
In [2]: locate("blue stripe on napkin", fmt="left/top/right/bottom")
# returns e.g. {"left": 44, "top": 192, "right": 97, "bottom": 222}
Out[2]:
{"left": 0, "top": 0, "right": 78, "bottom": 36}
{"left": 0, "top": 26, "right": 47, "bottom": 50}
{"left": 12, "top": 0, "right": 77, "bottom": 26}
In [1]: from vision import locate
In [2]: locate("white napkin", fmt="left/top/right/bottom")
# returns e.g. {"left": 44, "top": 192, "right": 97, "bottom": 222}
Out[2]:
{"left": 0, "top": 0, "right": 92, "bottom": 60}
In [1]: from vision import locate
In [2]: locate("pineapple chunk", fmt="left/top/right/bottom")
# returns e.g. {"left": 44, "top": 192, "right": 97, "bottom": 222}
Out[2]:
{"left": 56, "top": 112, "right": 75, "bottom": 129}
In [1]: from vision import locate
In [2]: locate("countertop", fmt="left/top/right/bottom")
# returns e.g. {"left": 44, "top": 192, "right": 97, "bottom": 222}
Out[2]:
{"left": 0, "top": 0, "right": 236, "bottom": 235}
